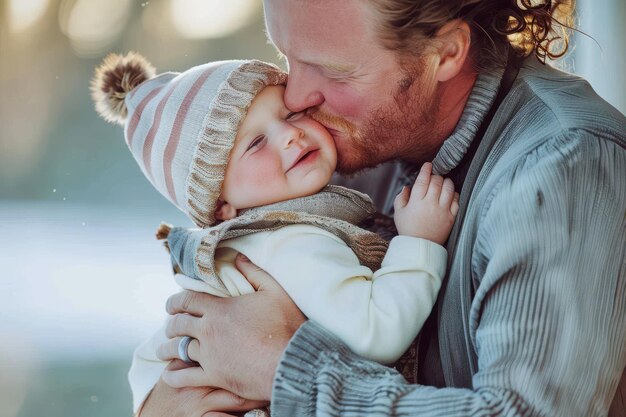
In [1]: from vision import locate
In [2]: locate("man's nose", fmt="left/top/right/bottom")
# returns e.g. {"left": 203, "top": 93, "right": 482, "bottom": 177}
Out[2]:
{"left": 284, "top": 68, "right": 324, "bottom": 112}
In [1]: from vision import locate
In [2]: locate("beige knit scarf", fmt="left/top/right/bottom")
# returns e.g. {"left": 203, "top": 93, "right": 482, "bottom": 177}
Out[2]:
{"left": 201, "top": 184, "right": 387, "bottom": 283}
{"left": 159, "top": 185, "right": 390, "bottom": 295}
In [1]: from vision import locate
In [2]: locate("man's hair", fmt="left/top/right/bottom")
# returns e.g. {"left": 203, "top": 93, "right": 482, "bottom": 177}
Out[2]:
{"left": 368, "top": 0, "right": 575, "bottom": 70}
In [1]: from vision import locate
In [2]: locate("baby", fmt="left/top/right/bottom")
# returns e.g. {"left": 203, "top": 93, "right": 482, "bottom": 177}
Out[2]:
{"left": 91, "top": 53, "right": 458, "bottom": 416}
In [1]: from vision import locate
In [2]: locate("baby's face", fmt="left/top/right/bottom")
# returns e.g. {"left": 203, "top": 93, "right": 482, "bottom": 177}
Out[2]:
{"left": 221, "top": 85, "right": 337, "bottom": 209}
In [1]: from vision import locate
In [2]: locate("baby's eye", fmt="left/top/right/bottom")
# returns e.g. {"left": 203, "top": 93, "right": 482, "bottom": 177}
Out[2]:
{"left": 246, "top": 135, "right": 266, "bottom": 152}
{"left": 285, "top": 111, "right": 304, "bottom": 121}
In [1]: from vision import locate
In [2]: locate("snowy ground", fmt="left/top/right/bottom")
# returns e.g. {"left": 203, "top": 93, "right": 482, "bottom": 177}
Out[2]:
{"left": 0, "top": 201, "right": 187, "bottom": 417}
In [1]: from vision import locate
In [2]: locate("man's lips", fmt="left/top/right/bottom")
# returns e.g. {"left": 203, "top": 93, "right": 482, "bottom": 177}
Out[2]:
{"left": 286, "top": 146, "right": 320, "bottom": 172}
{"left": 311, "top": 113, "right": 344, "bottom": 137}
{"left": 324, "top": 126, "right": 346, "bottom": 143}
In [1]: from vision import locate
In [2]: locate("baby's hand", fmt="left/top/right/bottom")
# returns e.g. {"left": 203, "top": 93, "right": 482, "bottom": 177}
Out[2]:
{"left": 393, "top": 162, "right": 459, "bottom": 245}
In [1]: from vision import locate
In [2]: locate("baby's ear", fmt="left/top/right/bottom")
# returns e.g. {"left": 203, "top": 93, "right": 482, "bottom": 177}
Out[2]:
{"left": 215, "top": 199, "right": 237, "bottom": 221}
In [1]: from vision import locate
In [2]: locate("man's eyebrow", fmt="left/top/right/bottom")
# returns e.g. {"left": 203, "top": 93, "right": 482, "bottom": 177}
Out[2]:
{"left": 265, "top": 34, "right": 358, "bottom": 75}
{"left": 290, "top": 55, "right": 360, "bottom": 75}
{"left": 316, "top": 61, "right": 359, "bottom": 74}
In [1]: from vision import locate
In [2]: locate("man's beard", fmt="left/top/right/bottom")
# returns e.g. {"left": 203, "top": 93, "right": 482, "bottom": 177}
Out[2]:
{"left": 313, "top": 67, "right": 443, "bottom": 175}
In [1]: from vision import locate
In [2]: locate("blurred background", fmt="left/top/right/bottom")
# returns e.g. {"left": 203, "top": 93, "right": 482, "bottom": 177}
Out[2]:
{"left": 0, "top": 1, "right": 624, "bottom": 416}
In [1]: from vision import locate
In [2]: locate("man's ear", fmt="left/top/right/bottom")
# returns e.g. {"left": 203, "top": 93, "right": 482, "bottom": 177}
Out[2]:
{"left": 215, "top": 199, "right": 238, "bottom": 221}
{"left": 433, "top": 20, "right": 471, "bottom": 83}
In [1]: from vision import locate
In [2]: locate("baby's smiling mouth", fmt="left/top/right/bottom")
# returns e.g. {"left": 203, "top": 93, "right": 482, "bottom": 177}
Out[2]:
{"left": 286, "top": 147, "right": 320, "bottom": 172}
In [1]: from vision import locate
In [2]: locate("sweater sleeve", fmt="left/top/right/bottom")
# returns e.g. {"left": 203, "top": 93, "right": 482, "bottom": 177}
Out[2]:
{"left": 261, "top": 227, "right": 446, "bottom": 364}
{"left": 271, "top": 133, "right": 626, "bottom": 417}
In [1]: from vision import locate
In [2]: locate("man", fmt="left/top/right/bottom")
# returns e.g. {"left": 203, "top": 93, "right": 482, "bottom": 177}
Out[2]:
{"left": 140, "top": 0, "right": 626, "bottom": 416}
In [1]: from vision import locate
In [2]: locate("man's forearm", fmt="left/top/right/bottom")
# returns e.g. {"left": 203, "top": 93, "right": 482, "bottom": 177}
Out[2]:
{"left": 272, "top": 321, "right": 501, "bottom": 417}
{"left": 272, "top": 318, "right": 624, "bottom": 417}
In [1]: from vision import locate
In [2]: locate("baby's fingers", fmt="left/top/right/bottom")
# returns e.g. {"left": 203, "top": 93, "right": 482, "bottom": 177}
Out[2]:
{"left": 425, "top": 174, "right": 444, "bottom": 202}
{"left": 439, "top": 178, "right": 456, "bottom": 207}
{"left": 394, "top": 185, "right": 410, "bottom": 210}
{"left": 451, "top": 192, "right": 460, "bottom": 216}
{"left": 411, "top": 162, "right": 432, "bottom": 200}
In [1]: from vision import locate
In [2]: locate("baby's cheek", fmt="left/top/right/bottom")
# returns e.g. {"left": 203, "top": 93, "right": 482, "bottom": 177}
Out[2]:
{"left": 248, "top": 166, "right": 276, "bottom": 184}
{"left": 242, "top": 168, "right": 279, "bottom": 199}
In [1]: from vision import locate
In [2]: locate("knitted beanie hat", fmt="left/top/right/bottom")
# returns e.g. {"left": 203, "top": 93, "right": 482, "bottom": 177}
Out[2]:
{"left": 91, "top": 52, "right": 287, "bottom": 227}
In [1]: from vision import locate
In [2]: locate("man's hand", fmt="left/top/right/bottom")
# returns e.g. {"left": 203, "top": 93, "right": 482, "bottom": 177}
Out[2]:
{"left": 139, "top": 360, "right": 268, "bottom": 417}
{"left": 156, "top": 254, "right": 307, "bottom": 401}
{"left": 394, "top": 162, "right": 459, "bottom": 245}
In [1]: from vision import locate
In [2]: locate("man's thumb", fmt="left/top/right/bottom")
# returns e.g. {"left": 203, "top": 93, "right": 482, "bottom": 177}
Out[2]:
{"left": 234, "top": 253, "right": 272, "bottom": 291}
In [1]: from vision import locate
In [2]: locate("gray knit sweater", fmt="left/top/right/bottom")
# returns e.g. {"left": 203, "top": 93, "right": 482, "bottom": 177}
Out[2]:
{"left": 270, "top": 57, "right": 626, "bottom": 417}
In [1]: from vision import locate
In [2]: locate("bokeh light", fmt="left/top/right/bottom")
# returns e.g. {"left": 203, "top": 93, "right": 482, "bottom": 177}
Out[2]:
{"left": 58, "top": 0, "right": 132, "bottom": 57}
{"left": 168, "top": 0, "right": 260, "bottom": 39}
{"left": 7, "top": 0, "right": 51, "bottom": 34}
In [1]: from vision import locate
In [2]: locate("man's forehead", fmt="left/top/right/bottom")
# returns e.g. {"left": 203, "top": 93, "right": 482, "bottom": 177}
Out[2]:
{"left": 263, "top": 0, "right": 368, "bottom": 71}
{"left": 263, "top": 0, "right": 369, "bottom": 44}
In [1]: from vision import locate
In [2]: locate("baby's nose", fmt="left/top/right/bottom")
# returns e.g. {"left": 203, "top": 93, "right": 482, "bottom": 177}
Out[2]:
{"left": 284, "top": 125, "right": 305, "bottom": 148}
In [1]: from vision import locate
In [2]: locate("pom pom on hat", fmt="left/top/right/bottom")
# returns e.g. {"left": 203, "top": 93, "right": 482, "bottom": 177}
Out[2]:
{"left": 91, "top": 52, "right": 156, "bottom": 125}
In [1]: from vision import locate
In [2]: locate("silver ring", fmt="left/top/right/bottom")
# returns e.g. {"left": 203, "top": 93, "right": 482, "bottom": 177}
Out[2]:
{"left": 178, "top": 336, "right": 193, "bottom": 363}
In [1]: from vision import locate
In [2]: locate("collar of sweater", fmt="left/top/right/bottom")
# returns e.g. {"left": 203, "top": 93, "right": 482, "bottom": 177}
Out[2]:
{"left": 432, "top": 68, "right": 505, "bottom": 175}
{"left": 401, "top": 67, "right": 505, "bottom": 177}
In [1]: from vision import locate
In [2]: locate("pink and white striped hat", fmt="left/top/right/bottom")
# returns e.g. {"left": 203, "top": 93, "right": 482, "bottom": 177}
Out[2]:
{"left": 91, "top": 52, "right": 287, "bottom": 227}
